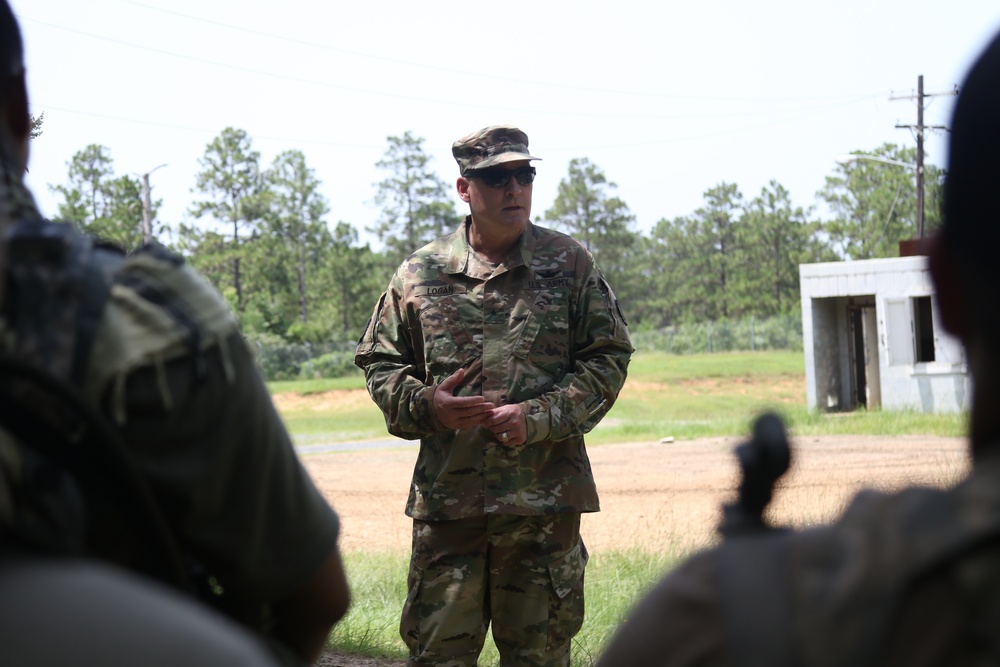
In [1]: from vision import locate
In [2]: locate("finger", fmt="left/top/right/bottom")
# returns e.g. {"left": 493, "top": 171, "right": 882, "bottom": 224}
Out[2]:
{"left": 449, "top": 402, "right": 495, "bottom": 418}
{"left": 445, "top": 395, "right": 487, "bottom": 409}
{"left": 464, "top": 413, "right": 490, "bottom": 427}
{"left": 483, "top": 420, "right": 508, "bottom": 433}
{"left": 437, "top": 368, "right": 466, "bottom": 393}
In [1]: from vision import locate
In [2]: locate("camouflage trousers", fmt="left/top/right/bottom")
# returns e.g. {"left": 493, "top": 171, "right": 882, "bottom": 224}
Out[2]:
{"left": 401, "top": 513, "right": 588, "bottom": 667}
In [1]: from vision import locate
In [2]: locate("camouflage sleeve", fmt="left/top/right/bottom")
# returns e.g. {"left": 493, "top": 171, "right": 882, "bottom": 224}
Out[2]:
{"left": 521, "top": 261, "right": 633, "bottom": 444}
{"left": 354, "top": 276, "right": 444, "bottom": 439}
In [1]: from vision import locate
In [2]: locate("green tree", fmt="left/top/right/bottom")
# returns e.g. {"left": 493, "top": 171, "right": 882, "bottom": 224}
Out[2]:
{"left": 326, "top": 222, "right": 385, "bottom": 340}
{"left": 648, "top": 214, "right": 703, "bottom": 324}
{"left": 543, "top": 158, "right": 637, "bottom": 253}
{"left": 174, "top": 224, "right": 231, "bottom": 299}
{"left": 29, "top": 111, "right": 43, "bottom": 139}
{"left": 695, "top": 183, "right": 743, "bottom": 320}
{"left": 543, "top": 158, "right": 641, "bottom": 312}
{"left": 371, "top": 131, "right": 458, "bottom": 267}
{"left": 241, "top": 149, "right": 345, "bottom": 342}
{"left": 189, "top": 128, "right": 266, "bottom": 313}
{"left": 649, "top": 183, "right": 744, "bottom": 323}
{"left": 53, "top": 144, "right": 113, "bottom": 222}
{"left": 618, "top": 234, "right": 659, "bottom": 328}
{"left": 736, "top": 181, "right": 834, "bottom": 316}
{"left": 49, "top": 144, "right": 152, "bottom": 251}
{"left": 819, "top": 143, "right": 944, "bottom": 259}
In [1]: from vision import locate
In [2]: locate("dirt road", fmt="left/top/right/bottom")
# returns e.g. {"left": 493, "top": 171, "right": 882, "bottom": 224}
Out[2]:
{"left": 302, "top": 434, "right": 968, "bottom": 555}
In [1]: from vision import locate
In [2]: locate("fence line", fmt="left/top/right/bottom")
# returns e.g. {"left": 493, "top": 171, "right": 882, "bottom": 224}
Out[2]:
{"left": 628, "top": 314, "right": 803, "bottom": 355}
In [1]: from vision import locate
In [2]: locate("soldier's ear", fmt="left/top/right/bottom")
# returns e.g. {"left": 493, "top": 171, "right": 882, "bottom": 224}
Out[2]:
{"left": 456, "top": 177, "right": 471, "bottom": 203}
{"left": 1, "top": 71, "right": 28, "bottom": 139}
{"left": 1, "top": 72, "right": 30, "bottom": 173}
{"left": 928, "top": 234, "right": 972, "bottom": 342}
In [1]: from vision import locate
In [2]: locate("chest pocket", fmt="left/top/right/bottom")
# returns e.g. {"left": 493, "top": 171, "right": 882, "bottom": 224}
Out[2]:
{"left": 417, "top": 295, "right": 477, "bottom": 372}
{"left": 511, "top": 287, "right": 572, "bottom": 365}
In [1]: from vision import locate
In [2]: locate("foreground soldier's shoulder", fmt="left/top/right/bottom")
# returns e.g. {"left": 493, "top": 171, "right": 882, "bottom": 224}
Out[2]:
{"left": 598, "top": 550, "right": 725, "bottom": 667}
{"left": 116, "top": 244, "right": 236, "bottom": 325}
{"left": 85, "top": 244, "right": 241, "bottom": 400}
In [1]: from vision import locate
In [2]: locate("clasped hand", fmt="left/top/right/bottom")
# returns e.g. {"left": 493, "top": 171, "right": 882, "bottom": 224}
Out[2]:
{"left": 433, "top": 368, "right": 527, "bottom": 447}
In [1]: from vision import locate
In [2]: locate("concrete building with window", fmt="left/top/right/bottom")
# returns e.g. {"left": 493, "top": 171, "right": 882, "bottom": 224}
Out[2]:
{"left": 799, "top": 255, "right": 969, "bottom": 414}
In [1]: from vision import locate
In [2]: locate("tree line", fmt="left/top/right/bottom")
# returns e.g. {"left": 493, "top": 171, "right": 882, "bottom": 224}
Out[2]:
{"left": 40, "top": 124, "right": 944, "bottom": 347}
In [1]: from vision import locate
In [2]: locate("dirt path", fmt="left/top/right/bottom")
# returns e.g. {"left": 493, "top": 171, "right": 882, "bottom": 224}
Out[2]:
{"left": 302, "top": 434, "right": 968, "bottom": 554}
{"left": 305, "top": 434, "right": 969, "bottom": 665}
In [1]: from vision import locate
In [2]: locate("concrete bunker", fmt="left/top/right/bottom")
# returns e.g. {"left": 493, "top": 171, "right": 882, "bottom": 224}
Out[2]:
{"left": 799, "top": 256, "right": 968, "bottom": 414}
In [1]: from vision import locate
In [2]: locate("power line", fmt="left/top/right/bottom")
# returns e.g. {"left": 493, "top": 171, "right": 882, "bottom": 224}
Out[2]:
{"left": 22, "top": 15, "right": 876, "bottom": 123}
{"left": 28, "top": 103, "right": 384, "bottom": 149}
{"left": 115, "top": 0, "right": 881, "bottom": 104}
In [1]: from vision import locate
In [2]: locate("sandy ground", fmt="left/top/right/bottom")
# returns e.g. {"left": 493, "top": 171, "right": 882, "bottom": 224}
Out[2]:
{"left": 304, "top": 434, "right": 969, "bottom": 666}
{"left": 302, "top": 434, "right": 969, "bottom": 555}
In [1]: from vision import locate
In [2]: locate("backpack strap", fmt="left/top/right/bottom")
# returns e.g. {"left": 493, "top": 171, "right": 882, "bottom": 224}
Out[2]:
{"left": 4, "top": 219, "right": 124, "bottom": 388}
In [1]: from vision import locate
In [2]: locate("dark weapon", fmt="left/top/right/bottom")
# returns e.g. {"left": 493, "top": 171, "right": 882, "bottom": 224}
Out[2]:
{"left": 719, "top": 411, "right": 791, "bottom": 537}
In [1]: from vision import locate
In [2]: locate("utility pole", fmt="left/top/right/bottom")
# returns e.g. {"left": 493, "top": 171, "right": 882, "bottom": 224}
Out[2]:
{"left": 139, "top": 164, "right": 167, "bottom": 245}
{"left": 890, "top": 76, "right": 957, "bottom": 239}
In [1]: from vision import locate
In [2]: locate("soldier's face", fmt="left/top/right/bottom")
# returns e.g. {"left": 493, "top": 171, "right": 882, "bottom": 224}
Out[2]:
{"left": 458, "top": 159, "right": 533, "bottom": 233}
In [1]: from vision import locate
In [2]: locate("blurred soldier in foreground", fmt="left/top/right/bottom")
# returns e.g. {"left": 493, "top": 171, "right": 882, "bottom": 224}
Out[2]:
{"left": 356, "top": 125, "right": 632, "bottom": 666}
{"left": 596, "top": 30, "right": 1000, "bottom": 667}
{"left": 0, "top": 3, "right": 349, "bottom": 664}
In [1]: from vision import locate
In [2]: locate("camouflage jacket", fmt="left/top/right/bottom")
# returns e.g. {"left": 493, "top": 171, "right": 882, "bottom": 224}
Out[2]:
{"left": 356, "top": 218, "right": 633, "bottom": 520}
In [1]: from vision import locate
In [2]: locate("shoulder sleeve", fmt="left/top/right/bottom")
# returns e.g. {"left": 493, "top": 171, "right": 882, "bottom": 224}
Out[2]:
{"left": 88, "top": 247, "right": 340, "bottom": 602}
{"left": 596, "top": 551, "right": 728, "bottom": 667}
{"left": 354, "top": 273, "right": 442, "bottom": 438}
{"left": 84, "top": 245, "right": 239, "bottom": 411}
{"left": 110, "top": 333, "right": 340, "bottom": 602}
{"left": 522, "top": 254, "right": 634, "bottom": 444}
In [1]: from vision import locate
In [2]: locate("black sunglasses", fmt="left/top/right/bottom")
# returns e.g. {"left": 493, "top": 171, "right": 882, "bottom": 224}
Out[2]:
{"left": 467, "top": 166, "right": 536, "bottom": 189}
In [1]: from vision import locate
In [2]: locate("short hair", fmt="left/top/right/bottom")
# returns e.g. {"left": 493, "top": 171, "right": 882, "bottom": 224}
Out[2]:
{"left": 942, "top": 30, "right": 1000, "bottom": 274}
{"left": 0, "top": 0, "right": 23, "bottom": 81}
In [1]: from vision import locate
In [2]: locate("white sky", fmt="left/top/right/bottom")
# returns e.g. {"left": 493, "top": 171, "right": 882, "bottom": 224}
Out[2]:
{"left": 14, "top": 0, "right": 1000, "bottom": 248}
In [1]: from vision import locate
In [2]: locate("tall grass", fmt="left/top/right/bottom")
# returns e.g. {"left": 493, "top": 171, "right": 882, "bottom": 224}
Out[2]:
{"left": 329, "top": 549, "right": 685, "bottom": 666}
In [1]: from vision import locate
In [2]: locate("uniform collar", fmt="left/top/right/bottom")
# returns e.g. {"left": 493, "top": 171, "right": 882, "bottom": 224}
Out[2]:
{"left": 446, "top": 216, "right": 536, "bottom": 275}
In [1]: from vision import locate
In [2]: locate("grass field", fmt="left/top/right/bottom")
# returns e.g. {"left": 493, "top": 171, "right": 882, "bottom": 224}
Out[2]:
{"left": 271, "top": 350, "right": 966, "bottom": 445}
{"left": 272, "top": 350, "right": 968, "bottom": 665}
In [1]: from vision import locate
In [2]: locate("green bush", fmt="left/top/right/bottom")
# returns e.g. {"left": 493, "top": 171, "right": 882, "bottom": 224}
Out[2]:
{"left": 247, "top": 336, "right": 362, "bottom": 381}
{"left": 631, "top": 314, "right": 802, "bottom": 354}
{"left": 311, "top": 349, "right": 360, "bottom": 378}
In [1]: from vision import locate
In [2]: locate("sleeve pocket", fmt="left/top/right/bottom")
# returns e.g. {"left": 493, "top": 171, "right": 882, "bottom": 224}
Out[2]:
{"left": 356, "top": 291, "right": 387, "bottom": 358}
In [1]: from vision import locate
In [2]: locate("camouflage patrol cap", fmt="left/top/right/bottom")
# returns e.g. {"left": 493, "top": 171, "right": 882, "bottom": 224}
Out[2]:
{"left": 452, "top": 125, "right": 541, "bottom": 175}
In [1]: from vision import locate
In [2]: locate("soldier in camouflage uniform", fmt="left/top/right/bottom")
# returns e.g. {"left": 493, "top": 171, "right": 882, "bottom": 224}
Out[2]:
{"left": 356, "top": 125, "right": 633, "bottom": 667}
{"left": 595, "top": 30, "right": 1000, "bottom": 667}
{"left": 0, "top": 4, "right": 349, "bottom": 664}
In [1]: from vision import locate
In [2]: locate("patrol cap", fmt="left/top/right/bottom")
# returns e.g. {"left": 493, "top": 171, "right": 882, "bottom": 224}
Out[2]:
{"left": 452, "top": 125, "right": 541, "bottom": 175}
